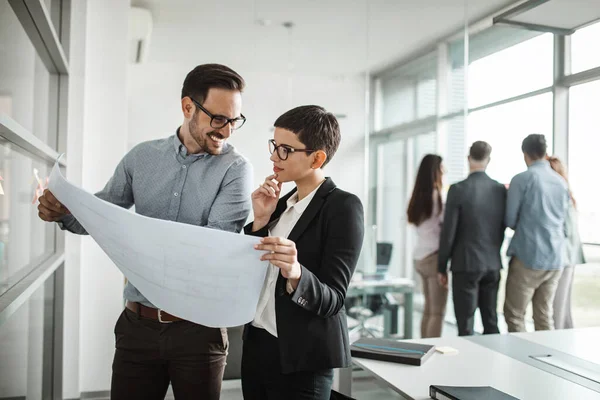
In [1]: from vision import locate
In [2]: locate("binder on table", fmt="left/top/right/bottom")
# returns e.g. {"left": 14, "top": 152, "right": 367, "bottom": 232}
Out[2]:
{"left": 429, "top": 385, "right": 519, "bottom": 400}
{"left": 350, "top": 338, "right": 435, "bottom": 366}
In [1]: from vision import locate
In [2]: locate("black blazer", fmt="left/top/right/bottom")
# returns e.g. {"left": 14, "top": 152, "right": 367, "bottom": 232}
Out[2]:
{"left": 438, "top": 171, "right": 507, "bottom": 274}
{"left": 243, "top": 178, "right": 364, "bottom": 374}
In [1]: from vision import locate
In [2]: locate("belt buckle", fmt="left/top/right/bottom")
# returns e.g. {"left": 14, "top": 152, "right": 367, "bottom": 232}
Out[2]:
{"left": 157, "top": 309, "right": 173, "bottom": 324}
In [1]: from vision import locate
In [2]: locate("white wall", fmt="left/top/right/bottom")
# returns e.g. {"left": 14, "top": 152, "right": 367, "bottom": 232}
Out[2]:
{"left": 61, "top": 0, "right": 87, "bottom": 397}
{"left": 77, "top": 0, "right": 130, "bottom": 393}
{"left": 127, "top": 64, "right": 367, "bottom": 203}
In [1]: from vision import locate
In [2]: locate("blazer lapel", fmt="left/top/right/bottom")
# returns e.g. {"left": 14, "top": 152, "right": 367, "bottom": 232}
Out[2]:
{"left": 287, "top": 178, "right": 337, "bottom": 243}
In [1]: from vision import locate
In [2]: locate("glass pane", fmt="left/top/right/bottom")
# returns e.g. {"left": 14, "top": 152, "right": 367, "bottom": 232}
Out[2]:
{"left": 468, "top": 34, "right": 553, "bottom": 108}
{"left": 441, "top": 116, "right": 467, "bottom": 186}
{"left": 0, "top": 277, "right": 54, "bottom": 398}
{"left": 448, "top": 28, "right": 552, "bottom": 112}
{"left": 0, "top": 2, "right": 58, "bottom": 148}
{"left": 572, "top": 245, "right": 600, "bottom": 328}
{"left": 467, "top": 93, "right": 553, "bottom": 185}
{"left": 569, "top": 79, "right": 600, "bottom": 244}
{"left": 376, "top": 140, "right": 407, "bottom": 278}
{"left": 571, "top": 21, "right": 600, "bottom": 75}
{"left": 0, "top": 142, "right": 55, "bottom": 296}
{"left": 416, "top": 78, "right": 436, "bottom": 119}
{"left": 374, "top": 132, "right": 436, "bottom": 281}
{"left": 379, "top": 77, "right": 415, "bottom": 128}
{"left": 378, "top": 53, "right": 437, "bottom": 130}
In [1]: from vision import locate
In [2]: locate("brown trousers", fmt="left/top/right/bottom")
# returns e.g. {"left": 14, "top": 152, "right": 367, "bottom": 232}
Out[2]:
{"left": 503, "top": 257, "right": 562, "bottom": 332}
{"left": 111, "top": 308, "right": 227, "bottom": 400}
{"left": 415, "top": 252, "right": 448, "bottom": 338}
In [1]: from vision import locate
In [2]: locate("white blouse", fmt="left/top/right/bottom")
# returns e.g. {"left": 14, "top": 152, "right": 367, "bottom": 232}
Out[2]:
{"left": 413, "top": 190, "right": 444, "bottom": 261}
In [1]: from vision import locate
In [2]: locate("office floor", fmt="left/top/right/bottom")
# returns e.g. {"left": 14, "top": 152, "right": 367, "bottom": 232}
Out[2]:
{"left": 85, "top": 309, "right": 463, "bottom": 400}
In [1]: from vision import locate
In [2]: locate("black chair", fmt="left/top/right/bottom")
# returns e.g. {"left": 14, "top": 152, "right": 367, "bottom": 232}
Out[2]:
{"left": 223, "top": 325, "right": 244, "bottom": 380}
{"left": 347, "top": 242, "right": 394, "bottom": 337}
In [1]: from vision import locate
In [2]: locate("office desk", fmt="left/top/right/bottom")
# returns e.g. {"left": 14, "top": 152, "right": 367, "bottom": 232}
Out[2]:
{"left": 347, "top": 277, "right": 414, "bottom": 339}
{"left": 512, "top": 327, "right": 600, "bottom": 364}
{"left": 353, "top": 333, "right": 600, "bottom": 400}
{"left": 469, "top": 328, "right": 600, "bottom": 393}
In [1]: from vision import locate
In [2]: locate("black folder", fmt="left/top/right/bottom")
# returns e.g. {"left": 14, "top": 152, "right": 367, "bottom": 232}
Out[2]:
{"left": 350, "top": 338, "right": 435, "bottom": 366}
{"left": 429, "top": 385, "right": 519, "bottom": 400}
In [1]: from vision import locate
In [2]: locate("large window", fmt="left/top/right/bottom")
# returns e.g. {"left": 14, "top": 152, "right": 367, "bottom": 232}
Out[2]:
{"left": 447, "top": 27, "right": 551, "bottom": 112}
{"left": 467, "top": 93, "right": 553, "bottom": 185}
{"left": 569, "top": 80, "right": 600, "bottom": 244}
{"left": 0, "top": 277, "right": 57, "bottom": 398}
{"left": 0, "top": 1, "right": 58, "bottom": 147}
{"left": 571, "top": 21, "right": 600, "bottom": 74}
{"left": 370, "top": 7, "right": 600, "bottom": 334}
{"left": 468, "top": 34, "right": 553, "bottom": 108}
{"left": 0, "top": 146, "right": 55, "bottom": 296}
{"left": 376, "top": 53, "right": 437, "bottom": 130}
{"left": 0, "top": 0, "right": 70, "bottom": 395}
{"left": 374, "top": 132, "right": 436, "bottom": 279}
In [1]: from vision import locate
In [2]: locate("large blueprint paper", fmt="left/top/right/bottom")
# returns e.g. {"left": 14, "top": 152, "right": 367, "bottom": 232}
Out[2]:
{"left": 48, "top": 163, "right": 269, "bottom": 327}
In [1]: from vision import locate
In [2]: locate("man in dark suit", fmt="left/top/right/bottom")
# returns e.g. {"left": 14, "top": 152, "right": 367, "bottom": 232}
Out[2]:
{"left": 438, "top": 141, "right": 507, "bottom": 336}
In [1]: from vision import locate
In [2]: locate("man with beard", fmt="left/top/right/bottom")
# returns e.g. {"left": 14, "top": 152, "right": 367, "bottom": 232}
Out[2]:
{"left": 37, "top": 64, "right": 252, "bottom": 400}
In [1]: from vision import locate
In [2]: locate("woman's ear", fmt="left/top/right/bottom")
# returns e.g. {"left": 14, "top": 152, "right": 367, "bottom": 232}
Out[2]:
{"left": 311, "top": 150, "right": 328, "bottom": 169}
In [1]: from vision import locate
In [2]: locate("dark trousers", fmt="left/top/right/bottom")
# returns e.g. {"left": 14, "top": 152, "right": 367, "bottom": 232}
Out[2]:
{"left": 111, "top": 308, "right": 227, "bottom": 400}
{"left": 241, "top": 326, "right": 334, "bottom": 400}
{"left": 452, "top": 270, "right": 501, "bottom": 336}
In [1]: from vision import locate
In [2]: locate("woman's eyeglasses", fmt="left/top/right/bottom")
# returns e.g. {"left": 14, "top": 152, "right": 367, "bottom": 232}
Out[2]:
{"left": 268, "top": 139, "right": 315, "bottom": 161}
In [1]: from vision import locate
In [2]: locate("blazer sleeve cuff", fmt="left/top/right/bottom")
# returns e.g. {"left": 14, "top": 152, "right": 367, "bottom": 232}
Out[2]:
{"left": 289, "top": 264, "right": 312, "bottom": 309}
{"left": 243, "top": 221, "right": 269, "bottom": 237}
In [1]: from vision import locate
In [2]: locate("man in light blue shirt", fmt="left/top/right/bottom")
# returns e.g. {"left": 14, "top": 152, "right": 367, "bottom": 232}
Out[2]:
{"left": 38, "top": 64, "right": 252, "bottom": 399}
{"left": 504, "top": 134, "right": 569, "bottom": 332}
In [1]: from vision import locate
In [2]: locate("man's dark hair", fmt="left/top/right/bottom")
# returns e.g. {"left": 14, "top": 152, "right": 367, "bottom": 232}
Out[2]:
{"left": 521, "top": 134, "right": 547, "bottom": 160}
{"left": 181, "top": 64, "right": 245, "bottom": 104}
{"left": 469, "top": 141, "right": 492, "bottom": 162}
{"left": 274, "top": 105, "right": 340, "bottom": 167}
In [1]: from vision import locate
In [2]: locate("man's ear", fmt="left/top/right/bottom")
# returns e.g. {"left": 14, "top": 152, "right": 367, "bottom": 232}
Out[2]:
{"left": 182, "top": 97, "right": 195, "bottom": 119}
{"left": 311, "top": 150, "right": 328, "bottom": 169}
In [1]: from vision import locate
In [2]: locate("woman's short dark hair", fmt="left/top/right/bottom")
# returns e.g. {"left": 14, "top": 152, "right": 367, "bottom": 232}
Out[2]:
{"left": 274, "top": 105, "right": 340, "bottom": 167}
{"left": 181, "top": 64, "right": 245, "bottom": 104}
{"left": 521, "top": 134, "right": 547, "bottom": 160}
{"left": 407, "top": 154, "right": 443, "bottom": 226}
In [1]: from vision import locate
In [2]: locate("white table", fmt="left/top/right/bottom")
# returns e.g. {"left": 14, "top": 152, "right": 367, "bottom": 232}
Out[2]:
{"left": 353, "top": 334, "right": 600, "bottom": 400}
{"left": 513, "top": 327, "right": 600, "bottom": 365}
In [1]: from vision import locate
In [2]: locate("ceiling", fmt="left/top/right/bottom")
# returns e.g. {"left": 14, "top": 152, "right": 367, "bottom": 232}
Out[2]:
{"left": 132, "top": 0, "right": 517, "bottom": 76}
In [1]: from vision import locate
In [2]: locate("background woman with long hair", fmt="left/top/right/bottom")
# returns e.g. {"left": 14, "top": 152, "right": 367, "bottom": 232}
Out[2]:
{"left": 407, "top": 154, "right": 448, "bottom": 338}
{"left": 548, "top": 156, "right": 585, "bottom": 329}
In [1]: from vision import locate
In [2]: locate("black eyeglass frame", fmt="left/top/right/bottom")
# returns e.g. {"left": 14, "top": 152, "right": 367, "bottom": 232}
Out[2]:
{"left": 268, "top": 139, "right": 315, "bottom": 161}
{"left": 190, "top": 97, "right": 246, "bottom": 130}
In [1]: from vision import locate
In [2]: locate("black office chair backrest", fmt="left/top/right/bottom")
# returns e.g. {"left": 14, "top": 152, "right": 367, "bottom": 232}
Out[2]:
{"left": 376, "top": 242, "right": 393, "bottom": 267}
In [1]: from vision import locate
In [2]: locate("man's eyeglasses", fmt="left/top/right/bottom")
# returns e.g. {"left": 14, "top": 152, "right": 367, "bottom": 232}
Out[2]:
{"left": 190, "top": 97, "right": 246, "bottom": 130}
{"left": 268, "top": 139, "right": 315, "bottom": 161}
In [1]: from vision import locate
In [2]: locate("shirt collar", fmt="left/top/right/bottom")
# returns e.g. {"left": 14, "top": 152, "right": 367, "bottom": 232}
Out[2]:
{"left": 173, "top": 128, "right": 205, "bottom": 159}
{"left": 286, "top": 181, "right": 324, "bottom": 215}
{"left": 529, "top": 159, "right": 549, "bottom": 169}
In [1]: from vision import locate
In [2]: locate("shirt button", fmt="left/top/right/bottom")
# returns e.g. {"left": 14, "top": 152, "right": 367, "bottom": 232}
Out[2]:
{"left": 174, "top": 192, "right": 179, "bottom": 197}
{"left": 182, "top": 165, "right": 187, "bottom": 169}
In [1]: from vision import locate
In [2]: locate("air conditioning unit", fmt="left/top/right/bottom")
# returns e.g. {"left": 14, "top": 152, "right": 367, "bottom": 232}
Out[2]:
{"left": 129, "top": 7, "right": 153, "bottom": 64}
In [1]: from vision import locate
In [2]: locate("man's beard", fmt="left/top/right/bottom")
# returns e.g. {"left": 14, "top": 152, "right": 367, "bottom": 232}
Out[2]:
{"left": 188, "top": 118, "right": 223, "bottom": 155}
